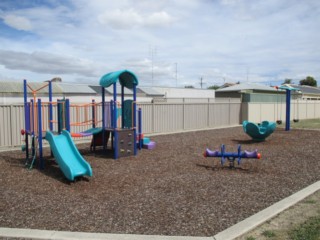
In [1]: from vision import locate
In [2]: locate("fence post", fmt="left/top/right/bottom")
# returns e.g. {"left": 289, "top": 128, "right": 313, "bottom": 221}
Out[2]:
{"left": 9, "top": 105, "right": 13, "bottom": 147}
{"left": 306, "top": 100, "right": 307, "bottom": 119}
{"left": 260, "top": 103, "right": 262, "bottom": 122}
{"left": 228, "top": 98, "right": 231, "bottom": 125}
{"left": 152, "top": 101, "right": 155, "bottom": 133}
{"left": 207, "top": 98, "right": 210, "bottom": 127}
{"left": 183, "top": 98, "right": 185, "bottom": 130}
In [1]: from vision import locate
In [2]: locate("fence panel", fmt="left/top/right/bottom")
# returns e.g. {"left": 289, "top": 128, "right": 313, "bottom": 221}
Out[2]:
{"left": 315, "top": 102, "right": 320, "bottom": 118}
{"left": 0, "top": 105, "right": 12, "bottom": 147}
{"left": 230, "top": 103, "right": 241, "bottom": 125}
{"left": 153, "top": 104, "right": 184, "bottom": 133}
{"left": 10, "top": 105, "right": 25, "bottom": 147}
{"left": 138, "top": 104, "right": 154, "bottom": 134}
{"left": 247, "top": 103, "right": 288, "bottom": 123}
{"left": 184, "top": 104, "right": 208, "bottom": 129}
{"left": 1, "top": 99, "right": 319, "bottom": 148}
{"left": 208, "top": 103, "right": 230, "bottom": 127}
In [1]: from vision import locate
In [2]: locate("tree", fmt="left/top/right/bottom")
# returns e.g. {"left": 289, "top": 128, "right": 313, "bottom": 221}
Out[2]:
{"left": 300, "top": 76, "right": 317, "bottom": 87}
{"left": 184, "top": 85, "right": 194, "bottom": 88}
{"left": 207, "top": 85, "right": 220, "bottom": 90}
{"left": 282, "top": 79, "right": 292, "bottom": 85}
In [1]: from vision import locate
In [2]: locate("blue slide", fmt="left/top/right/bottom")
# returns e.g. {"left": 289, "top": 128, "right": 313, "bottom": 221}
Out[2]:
{"left": 45, "top": 130, "right": 93, "bottom": 181}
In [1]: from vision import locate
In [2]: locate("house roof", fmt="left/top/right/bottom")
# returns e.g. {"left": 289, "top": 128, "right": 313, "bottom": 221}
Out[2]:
{"left": 137, "top": 87, "right": 164, "bottom": 96}
{"left": 0, "top": 81, "right": 62, "bottom": 94}
{"left": 1, "top": 81, "right": 96, "bottom": 95}
{"left": 289, "top": 84, "right": 320, "bottom": 95}
{"left": 216, "top": 82, "right": 277, "bottom": 92}
{"left": 105, "top": 85, "right": 133, "bottom": 95}
{"left": 89, "top": 85, "right": 133, "bottom": 95}
{"left": 150, "top": 87, "right": 215, "bottom": 98}
{"left": 58, "top": 83, "right": 96, "bottom": 94}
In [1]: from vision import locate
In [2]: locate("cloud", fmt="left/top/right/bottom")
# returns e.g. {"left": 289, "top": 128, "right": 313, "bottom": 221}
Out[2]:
{"left": 0, "top": 50, "right": 99, "bottom": 77}
{"left": 2, "top": 14, "right": 32, "bottom": 31}
{"left": 98, "top": 9, "right": 143, "bottom": 29}
{"left": 145, "top": 11, "right": 174, "bottom": 27}
{"left": 0, "top": 0, "right": 319, "bottom": 87}
{"left": 120, "top": 58, "right": 177, "bottom": 86}
{"left": 97, "top": 8, "right": 175, "bottom": 29}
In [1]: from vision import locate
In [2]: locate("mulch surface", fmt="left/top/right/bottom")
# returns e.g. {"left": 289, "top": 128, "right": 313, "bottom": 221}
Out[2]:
{"left": 1, "top": 127, "right": 320, "bottom": 237}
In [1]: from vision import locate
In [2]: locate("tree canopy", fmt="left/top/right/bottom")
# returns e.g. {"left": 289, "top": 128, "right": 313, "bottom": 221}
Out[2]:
{"left": 207, "top": 85, "right": 220, "bottom": 90}
{"left": 282, "top": 79, "right": 292, "bottom": 85}
{"left": 300, "top": 76, "right": 317, "bottom": 87}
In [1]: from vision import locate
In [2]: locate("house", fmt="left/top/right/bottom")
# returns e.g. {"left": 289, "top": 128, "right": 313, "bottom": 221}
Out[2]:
{"left": 215, "top": 82, "right": 283, "bottom": 102}
{"left": 0, "top": 81, "right": 98, "bottom": 104}
{"left": 148, "top": 86, "right": 215, "bottom": 103}
{"left": 0, "top": 81, "right": 216, "bottom": 104}
{"left": 284, "top": 84, "right": 320, "bottom": 100}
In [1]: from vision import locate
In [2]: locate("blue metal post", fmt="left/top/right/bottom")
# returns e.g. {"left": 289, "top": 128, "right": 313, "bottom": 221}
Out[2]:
{"left": 101, "top": 87, "right": 106, "bottom": 151}
{"left": 92, "top": 99, "right": 96, "bottom": 129}
{"left": 138, "top": 108, "right": 142, "bottom": 150}
{"left": 23, "top": 80, "right": 29, "bottom": 160}
{"left": 57, "top": 100, "right": 62, "bottom": 134}
{"left": 110, "top": 100, "right": 114, "bottom": 150}
{"left": 121, "top": 84, "right": 124, "bottom": 128}
{"left": 38, "top": 99, "right": 44, "bottom": 169}
{"left": 113, "top": 83, "right": 118, "bottom": 159}
{"left": 49, "top": 81, "right": 53, "bottom": 131}
{"left": 31, "top": 100, "right": 34, "bottom": 136}
{"left": 92, "top": 99, "right": 96, "bottom": 151}
{"left": 133, "top": 85, "right": 137, "bottom": 155}
{"left": 30, "top": 99, "right": 35, "bottom": 157}
{"left": 65, "top": 99, "right": 70, "bottom": 132}
{"left": 113, "top": 83, "right": 117, "bottom": 129}
{"left": 285, "top": 89, "right": 291, "bottom": 131}
{"left": 23, "top": 80, "right": 28, "bottom": 130}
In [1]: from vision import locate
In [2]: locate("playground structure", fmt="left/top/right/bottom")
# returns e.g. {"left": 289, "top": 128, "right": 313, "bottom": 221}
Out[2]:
{"left": 22, "top": 70, "right": 153, "bottom": 180}
{"left": 242, "top": 120, "right": 276, "bottom": 141}
{"left": 98, "top": 70, "right": 155, "bottom": 156}
{"left": 99, "top": 70, "right": 139, "bottom": 158}
{"left": 22, "top": 79, "right": 96, "bottom": 180}
{"left": 203, "top": 144, "right": 261, "bottom": 168}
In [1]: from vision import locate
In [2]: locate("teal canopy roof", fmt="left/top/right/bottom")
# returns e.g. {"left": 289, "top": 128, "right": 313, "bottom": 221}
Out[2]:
{"left": 279, "top": 84, "right": 299, "bottom": 91}
{"left": 99, "top": 70, "right": 139, "bottom": 89}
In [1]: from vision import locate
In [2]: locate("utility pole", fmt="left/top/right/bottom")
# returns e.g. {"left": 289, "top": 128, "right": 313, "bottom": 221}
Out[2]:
{"left": 200, "top": 76, "right": 204, "bottom": 89}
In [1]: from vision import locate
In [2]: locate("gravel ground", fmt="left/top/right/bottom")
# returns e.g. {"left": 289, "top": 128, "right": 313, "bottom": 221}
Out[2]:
{"left": 0, "top": 127, "right": 320, "bottom": 237}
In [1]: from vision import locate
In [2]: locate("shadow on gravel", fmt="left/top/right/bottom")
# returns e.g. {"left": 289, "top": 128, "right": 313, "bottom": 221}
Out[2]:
{"left": 196, "top": 163, "right": 250, "bottom": 172}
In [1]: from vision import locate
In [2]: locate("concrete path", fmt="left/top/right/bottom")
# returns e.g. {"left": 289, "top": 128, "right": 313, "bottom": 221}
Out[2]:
{"left": 1, "top": 181, "right": 319, "bottom": 240}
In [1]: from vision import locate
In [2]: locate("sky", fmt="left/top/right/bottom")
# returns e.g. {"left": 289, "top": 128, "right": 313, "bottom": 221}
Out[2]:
{"left": 0, "top": 0, "right": 319, "bottom": 88}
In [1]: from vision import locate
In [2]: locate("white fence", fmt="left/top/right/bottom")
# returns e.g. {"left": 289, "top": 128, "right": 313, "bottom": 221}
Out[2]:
{"left": 1, "top": 99, "right": 319, "bottom": 148}
{"left": 243, "top": 100, "right": 320, "bottom": 123}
